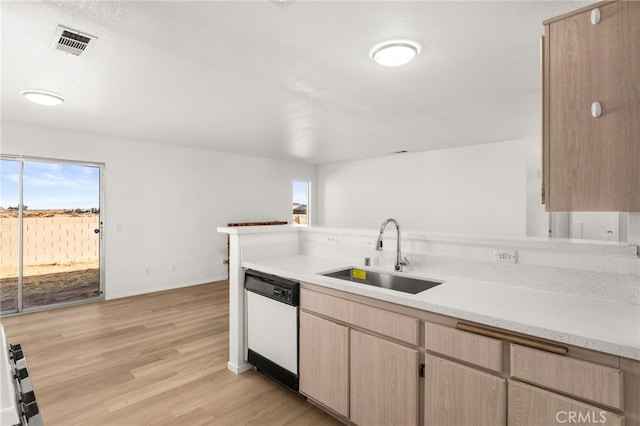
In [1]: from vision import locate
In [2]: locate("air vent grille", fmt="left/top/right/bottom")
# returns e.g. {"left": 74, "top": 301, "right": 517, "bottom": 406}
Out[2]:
{"left": 51, "top": 25, "right": 97, "bottom": 57}
{"left": 58, "top": 30, "right": 90, "bottom": 54}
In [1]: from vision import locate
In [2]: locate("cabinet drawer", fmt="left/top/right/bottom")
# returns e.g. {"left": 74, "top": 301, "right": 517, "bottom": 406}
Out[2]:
{"left": 301, "top": 289, "right": 418, "bottom": 345}
{"left": 509, "top": 380, "right": 624, "bottom": 426}
{"left": 425, "top": 322, "right": 502, "bottom": 373}
{"left": 510, "top": 344, "right": 623, "bottom": 410}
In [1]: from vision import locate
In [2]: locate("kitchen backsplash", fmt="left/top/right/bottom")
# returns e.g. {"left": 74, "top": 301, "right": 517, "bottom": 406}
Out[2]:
{"left": 298, "top": 227, "right": 640, "bottom": 305}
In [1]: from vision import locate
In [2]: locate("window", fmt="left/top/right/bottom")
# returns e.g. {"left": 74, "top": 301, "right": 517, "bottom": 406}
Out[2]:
{"left": 292, "top": 180, "right": 309, "bottom": 226}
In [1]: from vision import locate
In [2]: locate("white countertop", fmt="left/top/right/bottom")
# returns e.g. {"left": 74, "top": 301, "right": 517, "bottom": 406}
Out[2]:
{"left": 243, "top": 254, "right": 640, "bottom": 361}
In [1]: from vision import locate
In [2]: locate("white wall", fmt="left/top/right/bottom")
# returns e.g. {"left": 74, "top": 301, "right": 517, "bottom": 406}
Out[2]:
{"left": 1, "top": 121, "right": 316, "bottom": 299}
{"left": 316, "top": 140, "right": 529, "bottom": 238}
{"left": 526, "top": 139, "right": 548, "bottom": 237}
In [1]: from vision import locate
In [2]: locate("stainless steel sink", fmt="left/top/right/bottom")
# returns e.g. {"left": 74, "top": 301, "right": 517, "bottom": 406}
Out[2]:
{"left": 321, "top": 268, "right": 443, "bottom": 294}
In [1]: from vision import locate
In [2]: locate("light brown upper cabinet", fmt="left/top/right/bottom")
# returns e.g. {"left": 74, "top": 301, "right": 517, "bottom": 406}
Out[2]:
{"left": 542, "top": 0, "right": 640, "bottom": 211}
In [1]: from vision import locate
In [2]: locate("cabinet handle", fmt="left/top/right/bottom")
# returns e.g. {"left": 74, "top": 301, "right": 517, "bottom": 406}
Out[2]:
{"left": 455, "top": 322, "right": 569, "bottom": 355}
{"left": 591, "top": 101, "right": 602, "bottom": 118}
{"left": 590, "top": 8, "right": 601, "bottom": 25}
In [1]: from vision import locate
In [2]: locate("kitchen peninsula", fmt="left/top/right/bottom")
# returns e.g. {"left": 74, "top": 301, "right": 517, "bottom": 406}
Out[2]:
{"left": 218, "top": 224, "right": 640, "bottom": 426}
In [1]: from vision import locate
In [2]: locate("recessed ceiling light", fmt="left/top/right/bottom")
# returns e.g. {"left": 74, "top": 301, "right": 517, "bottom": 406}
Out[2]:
{"left": 22, "top": 90, "right": 65, "bottom": 106}
{"left": 371, "top": 42, "right": 419, "bottom": 67}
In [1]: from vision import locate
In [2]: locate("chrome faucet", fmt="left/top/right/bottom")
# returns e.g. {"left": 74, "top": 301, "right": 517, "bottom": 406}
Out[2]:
{"left": 375, "top": 218, "right": 410, "bottom": 272}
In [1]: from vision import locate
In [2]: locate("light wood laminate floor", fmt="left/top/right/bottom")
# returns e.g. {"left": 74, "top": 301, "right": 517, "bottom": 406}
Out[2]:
{"left": 1, "top": 282, "right": 342, "bottom": 425}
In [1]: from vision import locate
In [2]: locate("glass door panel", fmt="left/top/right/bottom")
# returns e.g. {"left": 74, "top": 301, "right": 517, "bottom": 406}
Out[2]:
{"left": 0, "top": 159, "right": 20, "bottom": 312}
{"left": 21, "top": 161, "right": 102, "bottom": 309}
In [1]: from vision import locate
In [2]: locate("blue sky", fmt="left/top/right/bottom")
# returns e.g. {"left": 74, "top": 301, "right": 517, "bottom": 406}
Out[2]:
{"left": 0, "top": 160, "right": 100, "bottom": 210}
{"left": 293, "top": 180, "right": 308, "bottom": 205}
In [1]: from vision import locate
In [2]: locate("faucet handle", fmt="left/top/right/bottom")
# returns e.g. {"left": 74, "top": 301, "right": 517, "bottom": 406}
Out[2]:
{"left": 395, "top": 257, "right": 410, "bottom": 272}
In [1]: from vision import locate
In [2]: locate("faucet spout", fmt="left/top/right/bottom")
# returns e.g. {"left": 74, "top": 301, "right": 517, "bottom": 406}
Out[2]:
{"left": 375, "top": 218, "right": 409, "bottom": 272}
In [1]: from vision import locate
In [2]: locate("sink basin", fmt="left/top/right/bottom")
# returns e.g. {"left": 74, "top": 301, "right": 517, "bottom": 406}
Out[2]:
{"left": 321, "top": 268, "right": 443, "bottom": 295}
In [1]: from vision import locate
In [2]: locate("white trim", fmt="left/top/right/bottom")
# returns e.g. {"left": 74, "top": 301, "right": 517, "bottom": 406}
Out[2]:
{"left": 227, "top": 361, "right": 253, "bottom": 375}
{"left": 105, "top": 277, "right": 226, "bottom": 300}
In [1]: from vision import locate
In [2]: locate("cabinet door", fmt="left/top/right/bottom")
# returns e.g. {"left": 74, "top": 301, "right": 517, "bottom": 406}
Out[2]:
{"left": 299, "top": 312, "right": 349, "bottom": 417}
{"left": 509, "top": 380, "right": 624, "bottom": 426}
{"left": 425, "top": 354, "right": 506, "bottom": 426}
{"left": 350, "top": 330, "right": 419, "bottom": 426}
{"left": 546, "top": 1, "right": 640, "bottom": 211}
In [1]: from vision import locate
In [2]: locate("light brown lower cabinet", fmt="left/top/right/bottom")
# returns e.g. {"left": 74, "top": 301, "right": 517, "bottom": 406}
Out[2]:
{"left": 508, "top": 380, "right": 624, "bottom": 426}
{"left": 510, "top": 344, "right": 623, "bottom": 410}
{"left": 350, "top": 330, "right": 419, "bottom": 426}
{"left": 299, "top": 311, "right": 349, "bottom": 417}
{"left": 299, "top": 284, "right": 639, "bottom": 426}
{"left": 424, "top": 354, "right": 507, "bottom": 426}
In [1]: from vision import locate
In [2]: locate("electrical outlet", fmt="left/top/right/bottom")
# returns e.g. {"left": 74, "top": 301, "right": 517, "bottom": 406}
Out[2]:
{"left": 169, "top": 264, "right": 176, "bottom": 272}
{"left": 326, "top": 235, "right": 337, "bottom": 244}
{"left": 494, "top": 249, "right": 517, "bottom": 263}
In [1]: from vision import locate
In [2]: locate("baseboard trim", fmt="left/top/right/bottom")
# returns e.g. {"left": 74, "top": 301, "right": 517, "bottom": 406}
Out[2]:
{"left": 228, "top": 360, "right": 253, "bottom": 375}
{"left": 105, "top": 276, "right": 227, "bottom": 300}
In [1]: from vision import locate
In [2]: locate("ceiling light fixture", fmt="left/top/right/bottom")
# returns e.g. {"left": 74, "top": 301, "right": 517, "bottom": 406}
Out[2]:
{"left": 371, "top": 42, "right": 419, "bottom": 67}
{"left": 22, "top": 90, "right": 65, "bottom": 106}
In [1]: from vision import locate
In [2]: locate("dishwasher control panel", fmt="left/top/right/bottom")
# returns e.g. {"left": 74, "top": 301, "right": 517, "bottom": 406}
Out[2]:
{"left": 244, "top": 269, "right": 299, "bottom": 306}
{"left": 272, "top": 287, "right": 293, "bottom": 304}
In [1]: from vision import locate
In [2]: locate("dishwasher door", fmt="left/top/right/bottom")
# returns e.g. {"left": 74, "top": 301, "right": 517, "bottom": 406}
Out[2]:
{"left": 244, "top": 270, "right": 299, "bottom": 392}
{"left": 246, "top": 292, "right": 298, "bottom": 373}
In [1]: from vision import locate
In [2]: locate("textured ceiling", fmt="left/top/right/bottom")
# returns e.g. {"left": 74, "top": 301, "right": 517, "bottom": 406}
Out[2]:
{"left": 1, "top": 1, "right": 586, "bottom": 164}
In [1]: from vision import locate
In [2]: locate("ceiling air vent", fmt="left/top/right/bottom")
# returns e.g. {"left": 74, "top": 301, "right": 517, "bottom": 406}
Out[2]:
{"left": 50, "top": 25, "right": 97, "bottom": 56}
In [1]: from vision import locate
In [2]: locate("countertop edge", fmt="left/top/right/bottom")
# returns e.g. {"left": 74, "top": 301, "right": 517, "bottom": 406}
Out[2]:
{"left": 242, "top": 255, "right": 640, "bottom": 361}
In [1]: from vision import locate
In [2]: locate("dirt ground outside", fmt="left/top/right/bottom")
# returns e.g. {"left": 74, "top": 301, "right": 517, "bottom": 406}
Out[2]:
{"left": 293, "top": 214, "right": 308, "bottom": 225}
{"left": 0, "top": 262, "right": 100, "bottom": 311}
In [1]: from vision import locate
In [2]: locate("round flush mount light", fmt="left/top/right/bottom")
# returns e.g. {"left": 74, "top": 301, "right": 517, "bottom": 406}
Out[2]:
{"left": 371, "top": 42, "right": 419, "bottom": 67}
{"left": 22, "top": 90, "right": 65, "bottom": 106}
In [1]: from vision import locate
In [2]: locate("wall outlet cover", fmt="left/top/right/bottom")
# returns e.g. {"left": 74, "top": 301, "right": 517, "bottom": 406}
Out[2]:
{"left": 494, "top": 249, "right": 517, "bottom": 263}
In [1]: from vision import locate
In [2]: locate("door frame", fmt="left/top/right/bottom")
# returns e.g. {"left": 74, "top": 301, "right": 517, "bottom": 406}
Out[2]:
{"left": 0, "top": 154, "right": 105, "bottom": 314}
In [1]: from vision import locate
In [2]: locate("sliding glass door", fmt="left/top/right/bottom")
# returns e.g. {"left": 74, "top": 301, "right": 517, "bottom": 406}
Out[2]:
{"left": 0, "top": 156, "right": 104, "bottom": 314}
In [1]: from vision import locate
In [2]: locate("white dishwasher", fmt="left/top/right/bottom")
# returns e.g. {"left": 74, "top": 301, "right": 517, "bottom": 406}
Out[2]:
{"left": 244, "top": 269, "right": 300, "bottom": 392}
